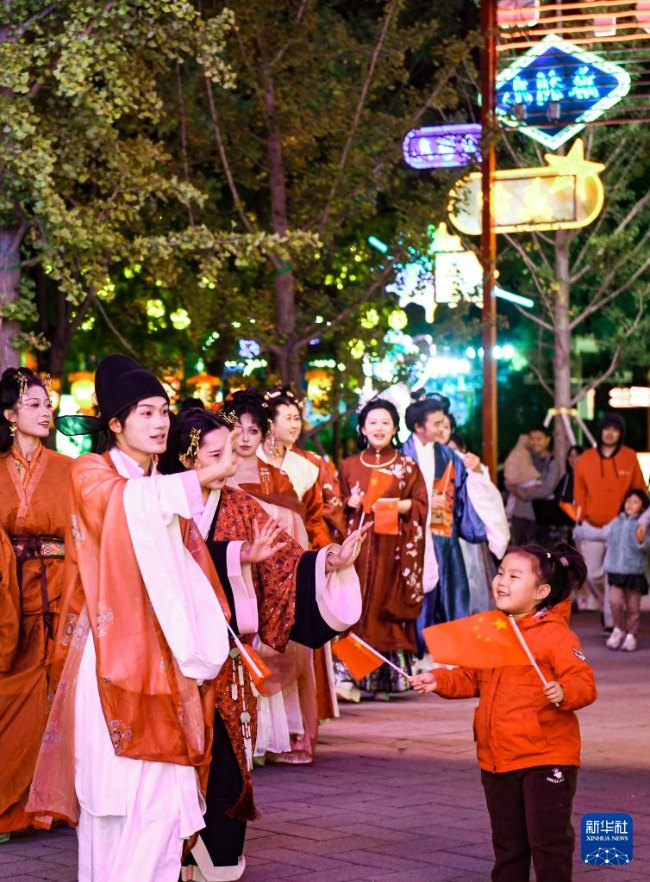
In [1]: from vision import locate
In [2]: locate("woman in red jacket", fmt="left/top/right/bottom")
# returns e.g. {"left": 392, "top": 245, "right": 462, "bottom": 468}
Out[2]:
{"left": 412, "top": 544, "right": 597, "bottom": 882}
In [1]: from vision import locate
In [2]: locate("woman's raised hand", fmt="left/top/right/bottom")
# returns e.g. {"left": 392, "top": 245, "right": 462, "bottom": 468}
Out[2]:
{"left": 241, "top": 518, "right": 287, "bottom": 564}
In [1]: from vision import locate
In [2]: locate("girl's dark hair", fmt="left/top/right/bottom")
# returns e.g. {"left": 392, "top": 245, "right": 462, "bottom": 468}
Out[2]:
{"left": 263, "top": 384, "right": 302, "bottom": 422}
{"left": 225, "top": 388, "right": 267, "bottom": 433}
{"left": 566, "top": 444, "right": 584, "bottom": 472}
{"left": 621, "top": 488, "right": 650, "bottom": 514}
{"left": 444, "top": 412, "right": 457, "bottom": 432}
{"left": 160, "top": 407, "right": 233, "bottom": 475}
{"left": 0, "top": 368, "right": 47, "bottom": 453}
{"left": 507, "top": 541, "right": 587, "bottom": 609}
{"left": 357, "top": 398, "right": 400, "bottom": 451}
{"left": 449, "top": 431, "right": 466, "bottom": 452}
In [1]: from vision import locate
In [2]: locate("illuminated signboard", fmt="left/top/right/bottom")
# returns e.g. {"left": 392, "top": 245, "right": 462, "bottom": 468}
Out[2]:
{"left": 496, "top": 35, "right": 631, "bottom": 149}
{"left": 402, "top": 124, "right": 482, "bottom": 170}
{"left": 448, "top": 139, "right": 605, "bottom": 235}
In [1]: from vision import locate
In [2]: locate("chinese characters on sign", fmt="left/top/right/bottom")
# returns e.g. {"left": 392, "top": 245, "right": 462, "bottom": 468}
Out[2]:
{"left": 496, "top": 35, "right": 631, "bottom": 148}
{"left": 402, "top": 125, "right": 482, "bottom": 170}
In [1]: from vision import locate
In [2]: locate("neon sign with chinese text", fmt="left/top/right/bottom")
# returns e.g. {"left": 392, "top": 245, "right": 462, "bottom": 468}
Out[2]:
{"left": 402, "top": 125, "right": 482, "bottom": 170}
{"left": 496, "top": 35, "right": 631, "bottom": 149}
{"left": 448, "top": 139, "right": 605, "bottom": 235}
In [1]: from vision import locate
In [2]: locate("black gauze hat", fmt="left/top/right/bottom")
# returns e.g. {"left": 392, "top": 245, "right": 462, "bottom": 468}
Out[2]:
{"left": 56, "top": 354, "right": 168, "bottom": 436}
{"left": 95, "top": 355, "right": 168, "bottom": 422}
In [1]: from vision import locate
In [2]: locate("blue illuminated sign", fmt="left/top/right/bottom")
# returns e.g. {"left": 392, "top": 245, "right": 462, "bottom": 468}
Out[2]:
{"left": 496, "top": 35, "right": 631, "bottom": 149}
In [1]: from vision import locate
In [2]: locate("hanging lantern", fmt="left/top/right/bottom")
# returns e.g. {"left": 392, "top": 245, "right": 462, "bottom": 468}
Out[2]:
{"left": 305, "top": 367, "right": 333, "bottom": 412}
{"left": 186, "top": 372, "right": 222, "bottom": 405}
{"left": 68, "top": 371, "right": 96, "bottom": 413}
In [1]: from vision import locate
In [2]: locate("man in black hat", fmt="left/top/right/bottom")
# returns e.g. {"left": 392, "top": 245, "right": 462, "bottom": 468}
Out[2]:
{"left": 574, "top": 412, "right": 646, "bottom": 630}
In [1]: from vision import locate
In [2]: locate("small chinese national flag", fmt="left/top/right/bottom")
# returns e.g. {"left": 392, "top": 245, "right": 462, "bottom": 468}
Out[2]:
{"left": 231, "top": 634, "right": 273, "bottom": 695}
{"left": 423, "top": 610, "right": 531, "bottom": 669}
{"left": 373, "top": 498, "right": 399, "bottom": 535}
{"left": 362, "top": 470, "right": 395, "bottom": 514}
{"left": 332, "top": 633, "right": 386, "bottom": 680}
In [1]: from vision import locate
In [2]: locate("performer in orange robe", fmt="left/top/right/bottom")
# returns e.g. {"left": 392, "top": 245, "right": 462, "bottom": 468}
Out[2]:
{"left": 170, "top": 405, "right": 364, "bottom": 882}
{"left": 0, "top": 368, "right": 72, "bottom": 833}
{"left": 26, "top": 356, "right": 238, "bottom": 882}
{"left": 338, "top": 398, "right": 428, "bottom": 696}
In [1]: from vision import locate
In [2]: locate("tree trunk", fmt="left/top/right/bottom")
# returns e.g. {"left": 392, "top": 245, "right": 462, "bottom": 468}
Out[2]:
{"left": 552, "top": 229, "right": 573, "bottom": 469}
{"left": 263, "top": 67, "right": 302, "bottom": 389}
{"left": 0, "top": 227, "right": 23, "bottom": 371}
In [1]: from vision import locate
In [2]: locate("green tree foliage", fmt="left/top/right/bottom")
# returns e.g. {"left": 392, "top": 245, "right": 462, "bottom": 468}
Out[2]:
{"left": 0, "top": 0, "right": 313, "bottom": 373}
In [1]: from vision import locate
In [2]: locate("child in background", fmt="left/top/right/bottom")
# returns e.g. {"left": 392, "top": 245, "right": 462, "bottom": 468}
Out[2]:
{"left": 574, "top": 489, "right": 650, "bottom": 652}
{"left": 412, "top": 544, "right": 597, "bottom": 882}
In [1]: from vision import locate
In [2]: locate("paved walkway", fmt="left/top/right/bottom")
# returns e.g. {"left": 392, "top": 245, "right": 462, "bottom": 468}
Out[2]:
{"left": 1, "top": 612, "right": 648, "bottom": 882}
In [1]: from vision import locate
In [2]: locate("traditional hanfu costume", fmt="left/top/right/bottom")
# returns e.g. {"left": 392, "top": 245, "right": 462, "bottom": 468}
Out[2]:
{"left": 401, "top": 435, "right": 490, "bottom": 644}
{"left": 184, "top": 483, "right": 361, "bottom": 881}
{"left": 338, "top": 449, "right": 428, "bottom": 692}
{"left": 27, "top": 357, "right": 231, "bottom": 882}
{"left": 254, "top": 445, "right": 334, "bottom": 762}
{"left": 0, "top": 443, "right": 72, "bottom": 832}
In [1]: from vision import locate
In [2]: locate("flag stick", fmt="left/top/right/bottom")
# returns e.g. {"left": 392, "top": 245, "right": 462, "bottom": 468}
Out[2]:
{"left": 226, "top": 622, "right": 264, "bottom": 681}
{"left": 507, "top": 615, "right": 548, "bottom": 687}
{"left": 352, "top": 511, "right": 366, "bottom": 556}
{"left": 348, "top": 632, "right": 411, "bottom": 681}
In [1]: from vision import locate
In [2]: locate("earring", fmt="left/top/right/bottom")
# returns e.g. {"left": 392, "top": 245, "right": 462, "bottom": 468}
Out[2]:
{"left": 9, "top": 422, "right": 17, "bottom": 438}
{"left": 267, "top": 430, "right": 282, "bottom": 458}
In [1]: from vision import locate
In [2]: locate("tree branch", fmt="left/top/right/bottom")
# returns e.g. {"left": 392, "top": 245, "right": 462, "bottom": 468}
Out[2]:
{"left": 528, "top": 360, "right": 554, "bottom": 399}
{"left": 204, "top": 74, "right": 255, "bottom": 233}
{"left": 176, "top": 61, "right": 195, "bottom": 228}
{"left": 318, "top": 0, "right": 398, "bottom": 237}
{"left": 570, "top": 246, "right": 650, "bottom": 331}
{"left": 269, "top": 0, "right": 309, "bottom": 69}
{"left": 293, "top": 263, "right": 395, "bottom": 349}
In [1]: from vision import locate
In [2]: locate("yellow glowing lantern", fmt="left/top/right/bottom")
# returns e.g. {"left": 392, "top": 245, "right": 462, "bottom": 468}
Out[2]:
{"left": 448, "top": 139, "right": 605, "bottom": 235}
{"left": 68, "top": 371, "right": 96, "bottom": 413}
{"left": 187, "top": 372, "right": 221, "bottom": 405}
{"left": 305, "top": 368, "right": 333, "bottom": 412}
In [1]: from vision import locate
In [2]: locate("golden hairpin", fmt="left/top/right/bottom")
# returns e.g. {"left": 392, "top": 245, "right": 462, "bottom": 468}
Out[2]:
{"left": 221, "top": 409, "right": 238, "bottom": 427}
{"left": 16, "top": 371, "right": 29, "bottom": 400}
{"left": 179, "top": 426, "right": 201, "bottom": 468}
{"left": 41, "top": 373, "right": 53, "bottom": 396}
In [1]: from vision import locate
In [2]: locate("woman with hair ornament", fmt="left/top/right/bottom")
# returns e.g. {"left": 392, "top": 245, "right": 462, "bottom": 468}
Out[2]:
{"left": 338, "top": 397, "right": 428, "bottom": 697}
{"left": 169, "top": 405, "right": 364, "bottom": 881}
{"left": 0, "top": 368, "right": 72, "bottom": 835}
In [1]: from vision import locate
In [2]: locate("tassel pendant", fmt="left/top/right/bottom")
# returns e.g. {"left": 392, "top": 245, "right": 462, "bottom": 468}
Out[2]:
{"left": 240, "top": 710, "right": 252, "bottom": 770}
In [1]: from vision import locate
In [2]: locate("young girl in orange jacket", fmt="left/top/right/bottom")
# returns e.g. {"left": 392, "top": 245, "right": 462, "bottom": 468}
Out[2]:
{"left": 412, "top": 544, "right": 597, "bottom": 882}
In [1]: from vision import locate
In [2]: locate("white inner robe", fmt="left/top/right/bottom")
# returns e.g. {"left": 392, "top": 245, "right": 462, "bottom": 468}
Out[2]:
{"left": 74, "top": 449, "right": 227, "bottom": 882}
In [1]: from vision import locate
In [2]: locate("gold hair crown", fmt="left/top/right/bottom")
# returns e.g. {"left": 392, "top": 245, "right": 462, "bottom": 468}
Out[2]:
{"left": 179, "top": 426, "right": 201, "bottom": 468}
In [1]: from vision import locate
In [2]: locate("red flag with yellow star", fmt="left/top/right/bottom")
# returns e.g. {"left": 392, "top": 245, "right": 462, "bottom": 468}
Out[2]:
{"left": 423, "top": 610, "right": 531, "bottom": 668}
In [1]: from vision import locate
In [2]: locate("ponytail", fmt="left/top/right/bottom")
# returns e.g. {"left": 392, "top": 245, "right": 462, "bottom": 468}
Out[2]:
{"left": 509, "top": 541, "right": 587, "bottom": 609}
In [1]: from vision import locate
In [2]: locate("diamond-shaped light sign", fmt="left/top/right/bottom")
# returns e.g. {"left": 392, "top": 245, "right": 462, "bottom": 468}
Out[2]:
{"left": 496, "top": 34, "right": 631, "bottom": 149}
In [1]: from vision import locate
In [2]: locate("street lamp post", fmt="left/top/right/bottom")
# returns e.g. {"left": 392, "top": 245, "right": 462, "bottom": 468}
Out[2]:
{"left": 481, "top": 0, "right": 498, "bottom": 480}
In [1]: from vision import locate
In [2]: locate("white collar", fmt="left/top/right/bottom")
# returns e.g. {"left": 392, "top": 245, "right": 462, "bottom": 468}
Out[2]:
{"left": 109, "top": 447, "right": 151, "bottom": 479}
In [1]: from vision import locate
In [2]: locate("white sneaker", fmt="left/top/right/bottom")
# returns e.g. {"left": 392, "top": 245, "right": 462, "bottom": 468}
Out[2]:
{"left": 620, "top": 633, "right": 637, "bottom": 652}
{"left": 605, "top": 627, "right": 625, "bottom": 649}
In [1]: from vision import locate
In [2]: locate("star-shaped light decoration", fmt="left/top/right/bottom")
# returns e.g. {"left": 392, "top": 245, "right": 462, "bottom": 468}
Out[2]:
{"left": 448, "top": 138, "right": 605, "bottom": 235}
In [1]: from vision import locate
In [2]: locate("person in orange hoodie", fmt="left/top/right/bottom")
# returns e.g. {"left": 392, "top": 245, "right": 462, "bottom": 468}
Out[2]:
{"left": 573, "top": 413, "right": 646, "bottom": 629}
{"left": 412, "top": 543, "right": 597, "bottom": 882}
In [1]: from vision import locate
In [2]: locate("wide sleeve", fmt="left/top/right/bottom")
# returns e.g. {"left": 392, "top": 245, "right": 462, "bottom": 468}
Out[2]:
{"left": 396, "top": 458, "right": 428, "bottom": 606}
{"left": 0, "top": 527, "right": 20, "bottom": 672}
{"left": 121, "top": 469, "right": 230, "bottom": 681}
{"left": 466, "top": 466, "right": 510, "bottom": 558}
{"left": 433, "top": 666, "right": 480, "bottom": 700}
{"left": 302, "top": 479, "right": 332, "bottom": 550}
{"left": 453, "top": 455, "right": 489, "bottom": 544}
{"left": 549, "top": 629, "right": 597, "bottom": 712}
